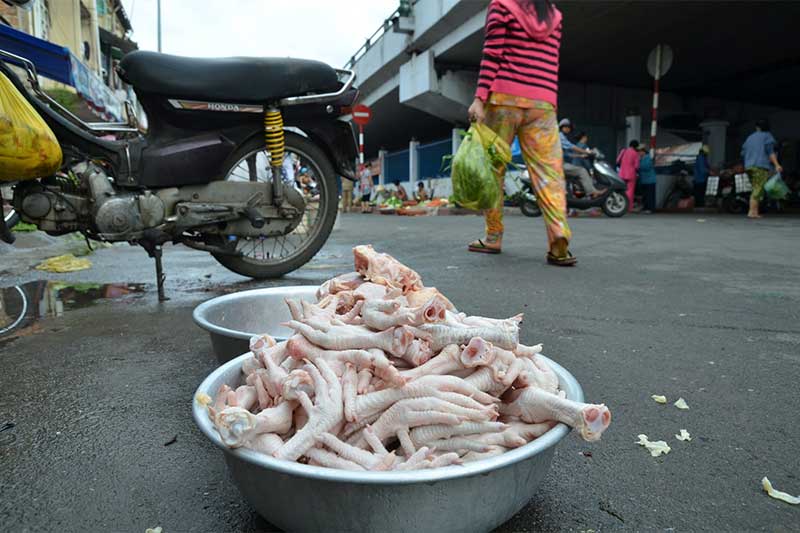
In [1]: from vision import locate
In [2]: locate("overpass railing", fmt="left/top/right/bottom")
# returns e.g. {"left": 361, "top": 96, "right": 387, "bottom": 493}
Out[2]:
{"left": 344, "top": 1, "right": 420, "bottom": 70}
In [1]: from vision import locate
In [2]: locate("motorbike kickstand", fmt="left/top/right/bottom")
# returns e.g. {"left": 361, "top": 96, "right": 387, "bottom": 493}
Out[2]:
{"left": 147, "top": 245, "right": 168, "bottom": 302}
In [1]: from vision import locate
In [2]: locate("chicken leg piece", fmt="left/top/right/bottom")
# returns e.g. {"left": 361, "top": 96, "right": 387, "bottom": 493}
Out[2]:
{"left": 353, "top": 374, "right": 496, "bottom": 422}
{"left": 353, "top": 396, "right": 496, "bottom": 448}
{"left": 428, "top": 421, "right": 555, "bottom": 452}
{"left": 459, "top": 313, "right": 524, "bottom": 330}
{"left": 353, "top": 244, "right": 424, "bottom": 293}
{"left": 275, "top": 359, "right": 344, "bottom": 461}
{"left": 399, "top": 339, "right": 433, "bottom": 367}
{"left": 245, "top": 433, "right": 284, "bottom": 455}
{"left": 285, "top": 320, "right": 413, "bottom": 357}
{"left": 400, "top": 344, "right": 486, "bottom": 381}
{"left": 212, "top": 401, "right": 295, "bottom": 448}
{"left": 362, "top": 297, "right": 448, "bottom": 331}
{"left": 316, "top": 432, "right": 397, "bottom": 471}
{"left": 409, "top": 421, "right": 508, "bottom": 448}
{"left": 417, "top": 323, "right": 519, "bottom": 351}
{"left": 317, "top": 271, "right": 365, "bottom": 300}
{"left": 500, "top": 387, "right": 611, "bottom": 442}
{"left": 514, "top": 355, "right": 559, "bottom": 393}
{"left": 286, "top": 335, "right": 404, "bottom": 386}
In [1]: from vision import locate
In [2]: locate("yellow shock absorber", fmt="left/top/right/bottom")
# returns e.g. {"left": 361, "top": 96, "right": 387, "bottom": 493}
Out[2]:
{"left": 264, "top": 108, "right": 285, "bottom": 168}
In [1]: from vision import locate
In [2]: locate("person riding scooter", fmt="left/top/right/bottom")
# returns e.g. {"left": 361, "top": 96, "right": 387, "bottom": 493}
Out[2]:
{"left": 559, "top": 119, "right": 607, "bottom": 198}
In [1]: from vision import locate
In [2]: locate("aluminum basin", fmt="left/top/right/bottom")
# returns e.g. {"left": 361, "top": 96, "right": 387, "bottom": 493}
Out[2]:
{"left": 192, "top": 286, "right": 318, "bottom": 364}
{"left": 193, "top": 352, "right": 583, "bottom": 533}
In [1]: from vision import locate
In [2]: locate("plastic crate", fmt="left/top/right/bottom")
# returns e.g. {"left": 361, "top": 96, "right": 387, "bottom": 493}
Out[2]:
{"left": 734, "top": 173, "right": 752, "bottom": 193}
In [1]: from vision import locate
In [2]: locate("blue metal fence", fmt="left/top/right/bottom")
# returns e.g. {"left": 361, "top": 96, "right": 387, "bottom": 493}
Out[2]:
{"left": 418, "top": 139, "right": 452, "bottom": 179}
{"left": 385, "top": 149, "right": 410, "bottom": 183}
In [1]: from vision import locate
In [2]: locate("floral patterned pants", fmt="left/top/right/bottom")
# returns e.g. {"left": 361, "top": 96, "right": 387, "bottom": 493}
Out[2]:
{"left": 483, "top": 94, "right": 571, "bottom": 250}
{"left": 746, "top": 167, "right": 769, "bottom": 202}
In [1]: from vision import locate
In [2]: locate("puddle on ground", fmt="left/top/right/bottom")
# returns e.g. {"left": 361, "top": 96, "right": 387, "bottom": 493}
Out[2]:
{"left": 0, "top": 281, "right": 145, "bottom": 340}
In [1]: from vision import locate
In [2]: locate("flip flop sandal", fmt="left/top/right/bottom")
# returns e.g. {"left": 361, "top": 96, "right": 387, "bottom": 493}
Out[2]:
{"left": 468, "top": 239, "right": 501, "bottom": 254}
{"left": 546, "top": 251, "right": 577, "bottom": 266}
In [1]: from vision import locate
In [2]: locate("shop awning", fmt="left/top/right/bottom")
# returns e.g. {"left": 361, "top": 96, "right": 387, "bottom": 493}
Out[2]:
{"left": 0, "top": 23, "right": 124, "bottom": 121}
{"left": 0, "top": 21, "right": 72, "bottom": 84}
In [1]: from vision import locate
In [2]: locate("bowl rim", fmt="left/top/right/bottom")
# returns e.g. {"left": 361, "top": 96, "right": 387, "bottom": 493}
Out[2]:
{"left": 192, "top": 352, "right": 584, "bottom": 485}
{"left": 192, "top": 286, "right": 320, "bottom": 341}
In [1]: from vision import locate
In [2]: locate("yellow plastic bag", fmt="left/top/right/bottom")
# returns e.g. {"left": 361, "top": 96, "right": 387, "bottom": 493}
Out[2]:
{"left": 0, "top": 71, "right": 62, "bottom": 181}
{"left": 35, "top": 254, "right": 92, "bottom": 273}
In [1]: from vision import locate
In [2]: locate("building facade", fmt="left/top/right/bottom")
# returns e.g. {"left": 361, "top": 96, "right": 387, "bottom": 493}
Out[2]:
{"left": 0, "top": 0, "right": 137, "bottom": 121}
{"left": 351, "top": 0, "right": 800, "bottom": 202}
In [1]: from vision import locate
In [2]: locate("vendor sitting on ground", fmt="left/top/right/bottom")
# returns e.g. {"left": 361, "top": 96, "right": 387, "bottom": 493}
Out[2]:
{"left": 372, "top": 185, "right": 389, "bottom": 206}
{"left": 415, "top": 182, "right": 429, "bottom": 202}
{"left": 395, "top": 182, "right": 409, "bottom": 202}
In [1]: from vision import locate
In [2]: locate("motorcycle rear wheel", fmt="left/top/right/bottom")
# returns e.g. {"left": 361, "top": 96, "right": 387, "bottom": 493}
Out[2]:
{"left": 211, "top": 133, "right": 338, "bottom": 279}
{"left": 722, "top": 194, "right": 748, "bottom": 214}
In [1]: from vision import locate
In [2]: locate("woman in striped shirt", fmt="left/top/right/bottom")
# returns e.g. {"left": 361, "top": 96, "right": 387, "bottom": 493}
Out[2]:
{"left": 467, "top": 0, "right": 574, "bottom": 266}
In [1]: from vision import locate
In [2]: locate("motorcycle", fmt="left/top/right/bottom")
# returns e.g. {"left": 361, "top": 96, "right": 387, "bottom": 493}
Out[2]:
{"left": 517, "top": 149, "right": 629, "bottom": 218}
{"left": 0, "top": 50, "right": 359, "bottom": 300}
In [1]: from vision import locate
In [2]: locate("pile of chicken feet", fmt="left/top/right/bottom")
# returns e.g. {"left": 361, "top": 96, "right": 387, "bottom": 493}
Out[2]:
{"left": 205, "top": 245, "right": 611, "bottom": 471}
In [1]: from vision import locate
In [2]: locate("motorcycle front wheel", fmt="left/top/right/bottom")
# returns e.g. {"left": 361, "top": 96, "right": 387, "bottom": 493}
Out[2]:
{"left": 520, "top": 198, "right": 542, "bottom": 217}
{"left": 602, "top": 191, "right": 629, "bottom": 217}
{"left": 211, "top": 133, "right": 338, "bottom": 279}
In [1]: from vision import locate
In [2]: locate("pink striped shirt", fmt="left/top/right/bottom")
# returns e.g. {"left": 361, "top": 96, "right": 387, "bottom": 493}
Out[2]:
{"left": 476, "top": 0, "right": 562, "bottom": 106}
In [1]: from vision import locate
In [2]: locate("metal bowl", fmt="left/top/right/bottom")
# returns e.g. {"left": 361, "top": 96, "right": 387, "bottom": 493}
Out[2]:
{"left": 192, "top": 286, "right": 318, "bottom": 363}
{"left": 193, "top": 352, "right": 584, "bottom": 532}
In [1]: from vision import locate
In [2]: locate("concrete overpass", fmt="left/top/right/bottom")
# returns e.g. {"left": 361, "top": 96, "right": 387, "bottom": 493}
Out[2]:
{"left": 349, "top": 0, "right": 800, "bottom": 180}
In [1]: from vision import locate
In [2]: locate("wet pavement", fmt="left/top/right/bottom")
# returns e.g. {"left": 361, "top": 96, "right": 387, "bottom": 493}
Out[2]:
{"left": 1, "top": 212, "right": 799, "bottom": 532}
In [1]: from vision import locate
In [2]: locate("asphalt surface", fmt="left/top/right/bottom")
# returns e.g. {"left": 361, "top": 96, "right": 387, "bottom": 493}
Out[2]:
{"left": 1, "top": 212, "right": 799, "bottom": 532}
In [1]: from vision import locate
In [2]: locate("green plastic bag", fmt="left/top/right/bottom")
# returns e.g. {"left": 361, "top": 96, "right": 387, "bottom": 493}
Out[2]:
{"left": 764, "top": 173, "right": 790, "bottom": 200}
{"left": 449, "top": 123, "right": 511, "bottom": 211}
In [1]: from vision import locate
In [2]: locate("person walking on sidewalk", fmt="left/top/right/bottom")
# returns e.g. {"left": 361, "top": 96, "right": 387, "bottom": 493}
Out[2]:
{"left": 358, "top": 164, "right": 373, "bottom": 213}
{"left": 467, "top": 0, "right": 576, "bottom": 266}
{"left": 694, "top": 144, "right": 710, "bottom": 208}
{"left": 638, "top": 146, "right": 657, "bottom": 213}
{"left": 742, "top": 120, "right": 782, "bottom": 219}
{"left": 340, "top": 176, "right": 354, "bottom": 213}
{"left": 617, "top": 140, "right": 641, "bottom": 212}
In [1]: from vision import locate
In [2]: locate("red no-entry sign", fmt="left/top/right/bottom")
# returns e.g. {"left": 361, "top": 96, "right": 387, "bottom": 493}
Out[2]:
{"left": 352, "top": 104, "right": 372, "bottom": 126}
{"left": 351, "top": 104, "right": 372, "bottom": 165}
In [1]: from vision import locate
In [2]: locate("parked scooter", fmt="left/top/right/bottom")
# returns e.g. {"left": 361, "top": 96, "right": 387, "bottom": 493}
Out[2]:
{"left": 0, "top": 50, "right": 359, "bottom": 300}
{"left": 518, "top": 149, "right": 629, "bottom": 217}
{"left": 720, "top": 168, "right": 753, "bottom": 214}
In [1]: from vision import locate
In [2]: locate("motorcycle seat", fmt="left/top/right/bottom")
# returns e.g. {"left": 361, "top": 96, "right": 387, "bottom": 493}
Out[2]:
{"left": 118, "top": 51, "right": 341, "bottom": 104}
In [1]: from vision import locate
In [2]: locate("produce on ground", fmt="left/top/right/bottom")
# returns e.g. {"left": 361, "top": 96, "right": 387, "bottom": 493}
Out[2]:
{"left": 202, "top": 245, "right": 611, "bottom": 471}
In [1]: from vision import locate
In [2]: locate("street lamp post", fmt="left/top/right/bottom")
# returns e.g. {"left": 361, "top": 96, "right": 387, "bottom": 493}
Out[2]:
{"left": 157, "top": 0, "right": 162, "bottom": 52}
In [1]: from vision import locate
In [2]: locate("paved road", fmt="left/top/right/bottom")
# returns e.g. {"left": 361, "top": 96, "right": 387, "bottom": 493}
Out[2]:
{"left": 1, "top": 213, "right": 799, "bottom": 532}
